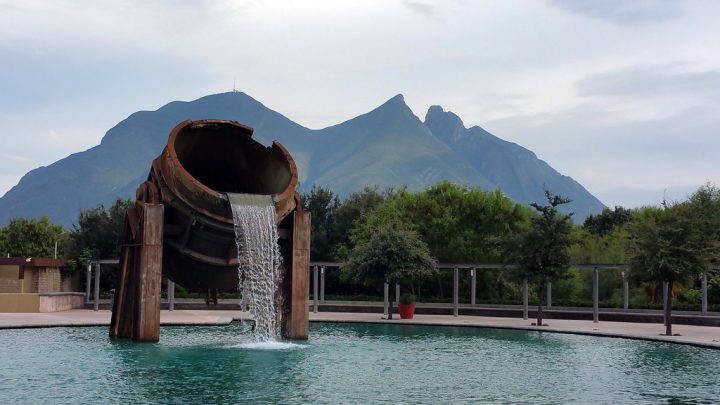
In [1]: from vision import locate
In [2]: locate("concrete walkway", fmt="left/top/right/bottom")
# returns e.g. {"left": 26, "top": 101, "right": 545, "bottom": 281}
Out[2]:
{"left": 1, "top": 309, "right": 719, "bottom": 349}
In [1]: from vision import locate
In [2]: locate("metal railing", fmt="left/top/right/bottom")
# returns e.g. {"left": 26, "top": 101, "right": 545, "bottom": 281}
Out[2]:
{"left": 307, "top": 262, "right": 718, "bottom": 322}
{"left": 85, "top": 259, "right": 717, "bottom": 323}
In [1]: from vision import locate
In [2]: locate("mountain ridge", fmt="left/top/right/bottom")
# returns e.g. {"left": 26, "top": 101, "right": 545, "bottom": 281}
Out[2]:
{"left": 0, "top": 92, "right": 605, "bottom": 226}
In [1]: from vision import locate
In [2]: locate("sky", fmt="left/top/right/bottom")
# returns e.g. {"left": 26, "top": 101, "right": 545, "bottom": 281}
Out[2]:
{"left": 1, "top": 0, "right": 718, "bottom": 208}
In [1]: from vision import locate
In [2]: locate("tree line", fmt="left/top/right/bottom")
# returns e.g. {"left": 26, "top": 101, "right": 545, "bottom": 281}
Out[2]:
{"left": 1, "top": 182, "right": 718, "bottom": 330}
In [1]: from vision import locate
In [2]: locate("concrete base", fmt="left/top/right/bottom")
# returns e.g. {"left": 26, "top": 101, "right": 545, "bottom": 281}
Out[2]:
{"left": 39, "top": 293, "right": 85, "bottom": 312}
{"left": 0, "top": 293, "right": 85, "bottom": 313}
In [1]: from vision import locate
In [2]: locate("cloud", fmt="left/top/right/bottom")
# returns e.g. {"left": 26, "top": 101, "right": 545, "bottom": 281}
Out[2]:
{"left": 576, "top": 65, "right": 720, "bottom": 98}
{"left": 403, "top": 1, "right": 439, "bottom": 20}
{"left": 548, "top": 0, "right": 683, "bottom": 24}
{"left": 482, "top": 99, "right": 720, "bottom": 208}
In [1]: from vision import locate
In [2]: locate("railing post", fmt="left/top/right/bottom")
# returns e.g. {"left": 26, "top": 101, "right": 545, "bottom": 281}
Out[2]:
{"left": 593, "top": 267, "right": 599, "bottom": 323}
{"left": 85, "top": 263, "right": 92, "bottom": 304}
{"left": 383, "top": 282, "right": 389, "bottom": 317}
{"left": 701, "top": 272, "right": 708, "bottom": 314}
{"left": 546, "top": 281, "right": 552, "bottom": 309}
{"left": 470, "top": 268, "right": 476, "bottom": 306}
{"left": 453, "top": 267, "right": 459, "bottom": 317}
{"left": 168, "top": 279, "right": 175, "bottom": 311}
{"left": 522, "top": 279, "right": 529, "bottom": 320}
{"left": 93, "top": 262, "right": 100, "bottom": 312}
{"left": 395, "top": 283, "right": 400, "bottom": 306}
{"left": 320, "top": 266, "right": 325, "bottom": 303}
{"left": 623, "top": 271, "right": 629, "bottom": 310}
{"left": 663, "top": 281, "right": 669, "bottom": 326}
{"left": 313, "top": 265, "right": 318, "bottom": 314}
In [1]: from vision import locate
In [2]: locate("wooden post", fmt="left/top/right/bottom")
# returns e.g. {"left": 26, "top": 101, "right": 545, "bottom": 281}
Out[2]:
{"left": 701, "top": 272, "right": 708, "bottom": 314}
{"left": 320, "top": 266, "right": 325, "bottom": 303}
{"left": 383, "top": 282, "right": 389, "bottom": 316}
{"left": 470, "top": 268, "right": 476, "bottom": 306}
{"left": 109, "top": 203, "right": 164, "bottom": 342}
{"left": 313, "top": 265, "right": 318, "bottom": 314}
{"left": 110, "top": 239, "right": 135, "bottom": 338}
{"left": 93, "top": 263, "right": 100, "bottom": 311}
{"left": 168, "top": 279, "right": 175, "bottom": 311}
{"left": 663, "top": 281, "right": 669, "bottom": 326}
{"left": 132, "top": 204, "right": 164, "bottom": 342}
{"left": 623, "top": 272, "right": 629, "bottom": 310}
{"left": 453, "top": 267, "right": 459, "bottom": 317}
{"left": 593, "top": 267, "right": 599, "bottom": 323}
{"left": 284, "top": 210, "right": 310, "bottom": 339}
{"left": 546, "top": 282, "right": 552, "bottom": 309}
{"left": 85, "top": 263, "right": 92, "bottom": 304}
{"left": 522, "top": 279, "right": 528, "bottom": 320}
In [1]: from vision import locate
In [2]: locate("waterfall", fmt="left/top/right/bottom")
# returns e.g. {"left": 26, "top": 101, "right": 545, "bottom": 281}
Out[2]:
{"left": 227, "top": 193, "right": 283, "bottom": 341}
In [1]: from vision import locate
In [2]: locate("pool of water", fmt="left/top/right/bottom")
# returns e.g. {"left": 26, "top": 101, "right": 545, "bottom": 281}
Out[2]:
{"left": 1, "top": 322, "right": 718, "bottom": 404}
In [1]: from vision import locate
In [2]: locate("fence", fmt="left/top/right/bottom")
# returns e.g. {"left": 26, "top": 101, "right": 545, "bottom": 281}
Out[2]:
{"left": 307, "top": 262, "right": 718, "bottom": 322}
{"left": 85, "top": 260, "right": 718, "bottom": 323}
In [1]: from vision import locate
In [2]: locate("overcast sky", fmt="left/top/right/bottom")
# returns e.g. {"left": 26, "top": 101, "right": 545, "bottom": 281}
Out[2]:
{"left": 1, "top": 0, "right": 718, "bottom": 208}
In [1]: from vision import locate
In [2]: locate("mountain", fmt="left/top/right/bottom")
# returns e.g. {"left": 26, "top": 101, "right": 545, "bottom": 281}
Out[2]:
{"left": 0, "top": 92, "right": 604, "bottom": 226}
{"left": 304, "top": 95, "right": 496, "bottom": 192}
{"left": 424, "top": 106, "right": 605, "bottom": 218}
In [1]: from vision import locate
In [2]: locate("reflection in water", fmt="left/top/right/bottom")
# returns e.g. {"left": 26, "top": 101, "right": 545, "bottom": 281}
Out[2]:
{"left": 0, "top": 323, "right": 718, "bottom": 404}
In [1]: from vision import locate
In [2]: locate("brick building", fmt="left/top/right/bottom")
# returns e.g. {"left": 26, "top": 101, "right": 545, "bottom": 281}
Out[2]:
{"left": 0, "top": 257, "right": 83, "bottom": 312}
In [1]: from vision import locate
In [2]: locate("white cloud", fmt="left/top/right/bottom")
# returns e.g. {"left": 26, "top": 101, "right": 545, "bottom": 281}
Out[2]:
{"left": 0, "top": 0, "right": 719, "bottom": 208}
{"left": 548, "top": 0, "right": 683, "bottom": 24}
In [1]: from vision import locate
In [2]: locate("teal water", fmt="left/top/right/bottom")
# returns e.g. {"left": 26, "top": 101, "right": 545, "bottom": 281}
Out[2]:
{"left": 1, "top": 323, "right": 718, "bottom": 404}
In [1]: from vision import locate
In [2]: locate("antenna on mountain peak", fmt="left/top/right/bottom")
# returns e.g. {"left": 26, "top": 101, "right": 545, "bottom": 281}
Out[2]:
{"left": 233, "top": 78, "right": 236, "bottom": 93}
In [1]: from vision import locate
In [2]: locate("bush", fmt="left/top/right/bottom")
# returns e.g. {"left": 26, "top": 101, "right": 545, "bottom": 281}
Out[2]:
{"left": 400, "top": 293, "right": 416, "bottom": 305}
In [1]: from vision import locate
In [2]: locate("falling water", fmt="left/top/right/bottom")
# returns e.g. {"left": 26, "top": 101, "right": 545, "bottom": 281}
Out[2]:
{"left": 228, "top": 193, "right": 283, "bottom": 341}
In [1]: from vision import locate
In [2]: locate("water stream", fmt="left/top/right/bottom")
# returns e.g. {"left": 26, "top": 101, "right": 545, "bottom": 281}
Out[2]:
{"left": 227, "top": 193, "right": 283, "bottom": 341}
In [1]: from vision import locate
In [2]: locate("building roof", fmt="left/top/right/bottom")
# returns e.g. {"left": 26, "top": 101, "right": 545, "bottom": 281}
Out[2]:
{"left": 0, "top": 257, "right": 67, "bottom": 267}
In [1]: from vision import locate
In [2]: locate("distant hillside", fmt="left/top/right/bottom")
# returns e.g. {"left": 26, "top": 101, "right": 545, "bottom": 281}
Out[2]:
{"left": 0, "top": 92, "right": 605, "bottom": 226}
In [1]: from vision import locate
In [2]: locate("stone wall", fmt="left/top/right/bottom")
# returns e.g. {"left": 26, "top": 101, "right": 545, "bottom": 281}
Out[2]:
{"left": 35, "top": 267, "right": 62, "bottom": 293}
{"left": 39, "top": 293, "right": 85, "bottom": 312}
{"left": 0, "top": 265, "right": 22, "bottom": 293}
{"left": 61, "top": 273, "right": 80, "bottom": 292}
{"left": 0, "top": 278, "right": 22, "bottom": 293}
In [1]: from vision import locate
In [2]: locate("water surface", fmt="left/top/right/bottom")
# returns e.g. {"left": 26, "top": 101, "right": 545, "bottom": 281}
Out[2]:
{"left": 1, "top": 322, "right": 718, "bottom": 404}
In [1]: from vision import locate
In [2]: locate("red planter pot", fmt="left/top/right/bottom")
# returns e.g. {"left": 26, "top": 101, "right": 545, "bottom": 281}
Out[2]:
{"left": 398, "top": 303, "right": 416, "bottom": 319}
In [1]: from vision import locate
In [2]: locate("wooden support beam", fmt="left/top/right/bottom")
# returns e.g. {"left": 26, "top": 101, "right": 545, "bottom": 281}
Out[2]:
{"left": 110, "top": 204, "right": 164, "bottom": 342}
{"left": 132, "top": 204, "right": 164, "bottom": 342}
{"left": 110, "top": 237, "right": 135, "bottom": 338}
{"left": 284, "top": 211, "right": 310, "bottom": 339}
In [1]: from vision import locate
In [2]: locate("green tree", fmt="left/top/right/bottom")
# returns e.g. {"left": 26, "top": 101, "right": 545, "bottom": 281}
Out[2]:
{"left": 355, "top": 182, "right": 530, "bottom": 262}
{"left": 583, "top": 206, "right": 634, "bottom": 236}
{"left": 343, "top": 218, "right": 437, "bottom": 319}
{"left": 626, "top": 203, "right": 709, "bottom": 335}
{"left": 350, "top": 182, "right": 529, "bottom": 300}
{"left": 301, "top": 185, "right": 340, "bottom": 261}
{"left": 331, "top": 186, "right": 390, "bottom": 256}
{"left": 65, "top": 199, "right": 132, "bottom": 287}
{"left": 507, "top": 191, "right": 573, "bottom": 326}
{"left": 685, "top": 183, "right": 720, "bottom": 263}
{"left": 0, "top": 216, "right": 67, "bottom": 258}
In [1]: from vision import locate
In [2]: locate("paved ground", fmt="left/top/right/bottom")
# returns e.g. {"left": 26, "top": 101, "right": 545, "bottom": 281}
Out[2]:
{"left": 1, "top": 309, "right": 719, "bottom": 348}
